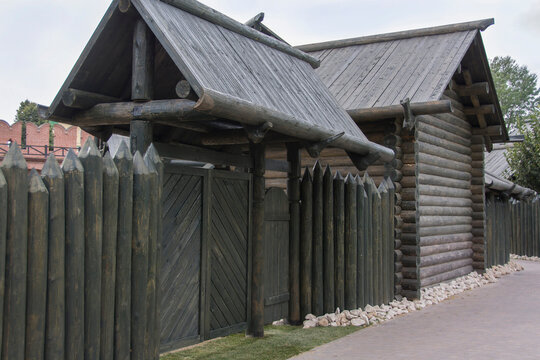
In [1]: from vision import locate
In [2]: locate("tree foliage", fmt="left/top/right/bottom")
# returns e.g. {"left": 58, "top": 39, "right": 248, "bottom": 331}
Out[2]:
{"left": 506, "top": 108, "right": 540, "bottom": 192}
{"left": 14, "top": 99, "right": 53, "bottom": 147}
{"left": 490, "top": 56, "right": 540, "bottom": 130}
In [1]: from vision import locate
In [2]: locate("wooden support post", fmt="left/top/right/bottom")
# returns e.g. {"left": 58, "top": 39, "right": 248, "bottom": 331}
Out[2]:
{"left": 344, "top": 175, "right": 357, "bottom": 310}
{"left": 130, "top": 120, "right": 153, "bottom": 155}
{"left": 79, "top": 139, "right": 104, "bottom": 360}
{"left": 356, "top": 179, "right": 367, "bottom": 308}
{"left": 25, "top": 170, "right": 49, "bottom": 360}
{"left": 0, "top": 169, "right": 6, "bottom": 359}
{"left": 312, "top": 162, "right": 324, "bottom": 315}
{"left": 113, "top": 142, "right": 133, "bottom": 360}
{"left": 386, "top": 178, "right": 396, "bottom": 301}
{"left": 364, "top": 174, "right": 374, "bottom": 305}
{"left": 300, "top": 168, "right": 313, "bottom": 317}
{"left": 287, "top": 143, "right": 301, "bottom": 325}
{"left": 333, "top": 172, "right": 345, "bottom": 310}
{"left": 322, "top": 166, "right": 335, "bottom": 314}
{"left": 378, "top": 182, "right": 389, "bottom": 304}
{"left": 248, "top": 142, "right": 265, "bottom": 337}
{"left": 1, "top": 143, "right": 28, "bottom": 360}
{"left": 42, "top": 155, "right": 65, "bottom": 360}
{"left": 63, "top": 150, "right": 85, "bottom": 360}
{"left": 101, "top": 153, "right": 119, "bottom": 360}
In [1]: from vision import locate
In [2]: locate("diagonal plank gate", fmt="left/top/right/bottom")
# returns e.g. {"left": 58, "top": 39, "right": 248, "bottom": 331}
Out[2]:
{"left": 160, "top": 164, "right": 252, "bottom": 352}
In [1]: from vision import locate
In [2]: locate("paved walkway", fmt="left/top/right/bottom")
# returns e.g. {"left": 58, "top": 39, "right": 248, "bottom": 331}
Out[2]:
{"left": 292, "top": 260, "right": 540, "bottom": 360}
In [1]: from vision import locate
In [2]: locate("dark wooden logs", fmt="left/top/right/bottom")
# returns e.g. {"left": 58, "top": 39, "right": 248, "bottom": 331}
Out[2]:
{"left": 79, "top": 139, "right": 103, "bottom": 360}
{"left": 312, "top": 162, "right": 324, "bottom": 315}
{"left": 364, "top": 175, "right": 374, "bottom": 306}
{"left": 113, "top": 142, "right": 133, "bottom": 360}
{"left": 373, "top": 183, "right": 382, "bottom": 305}
{"left": 1, "top": 143, "right": 28, "bottom": 360}
{"left": 322, "top": 166, "right": 334, "bottom": 314}
{"left": 300, "top": 168, "right": 313, "bottom": 317}
{"left": 101, "top": 153, "right": 119, "bottom": 360}
{"left": 248, "top": 142, "right": 266, "bottom": 337}
{"left": 63, "top": 150, "right": 85, "bottom": 360}
{"left": 463, "top": 104, "right": 496, "bottom": 116}
{"left": 119, "top": 0, "right": 131, "bottom": 12}
{"left": 454, "top": 82, "right": 489, "bottom": 97}
{"left": 386, "top": 178, "right": 396, "bottom": 302}
{"left": 42, "top": 155, "right": 65, "bottom": 360}
{"left": 356, "top": 180, "right": 367, "bottom": 308}
{"left": 132, "top": 20, "right": 154, "bottom": 101}
{"left": 347, "top": 100, "right": 453, "bottom": 123}
{"left": 286, "top": 144, "right": 301, "bottom": 324}
{"left": 62, "top": 88, "right": 120, "bottom": 110}
{"left": 130, "top": 120, "right": 153, "bottom": 155}
{"left": 333, "top": 172, "right": 345, "bottom": 310}
{"left": 0, "top": 169, "right": 5, "bottom": 359}
{"left": 131, "top": 152, "right": 151, "bottom": 360}
{"left": 25, "top": 169, "right": 49, "bottom": 359}
{"left": 344, "top": 175, "right": 357, "bottom": 309}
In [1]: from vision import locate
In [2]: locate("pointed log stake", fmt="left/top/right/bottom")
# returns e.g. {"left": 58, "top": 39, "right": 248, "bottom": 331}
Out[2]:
{"left": 62, "top": 150, "right": 85, "bottom": 360}
{"left": 25, "top": 169, "right": 49, "bottom": 360}
{"left": 322, "top": 165, "right": 334, "bottom": 314}
{"left": 356, "top": 179, "right": 367, "bottom": 308}
{"left": 0, "top": 169, "right": 6, "bottom": 359}
{"left": 79, "top": 138, "right": 103, "bottom": 360}
{"left": 305, "top": 132, "right": 345, "bottom": 158}
{"left": 363, "top": 173, "right": 374, "bottom": 306}
{"left": 1, "top": 143, "right": 28, "bottom": 360}
{"left": 42, "top": 154, "right": 65, "bottom": 360}
{"left": 113, "top": 142, "right": 133, "bottom": 360}
{"left": 300, "top": 167, "right": 313, "bottom": 317}
{"left": 312, "top": 161, "right": 324, "bottom": 316}
{"left": 333, "top": 172, "right": 345, "bottom": 310}
{"left": 131, "top": 152, "right": 150, "bottom": 360}
{"left": 101, "top": 153, "right": 119, "bottom": 360}
{"left": 244, "top": 121, "right": 273, "bottom": 144}
{"left": 344, "top": 174, "right": 357, "bottom": 310}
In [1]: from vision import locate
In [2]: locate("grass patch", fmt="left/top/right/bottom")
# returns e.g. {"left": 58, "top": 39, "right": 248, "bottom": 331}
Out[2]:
{"left": 161, "top": 325, "right": 360, "bottom": 360}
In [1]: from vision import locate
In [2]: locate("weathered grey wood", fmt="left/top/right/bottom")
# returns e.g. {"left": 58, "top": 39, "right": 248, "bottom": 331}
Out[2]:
{"left": 356, "top": 180, "right": 367, "bottom": 308}
{"left": 323, "top": 166, "right": 335, "bottom": 314}
{"left": 344, "top": 175, "right": 357, "bottom": 309}
{"left": 1, "top": 143, "right": 28, "bottom": 360}
{"left": 372, "top": 181, "right": 382, "bottom": 305}
{"left": 386, "top": 178, "right": 395, "bottom": 301}
{"left": 333, "top": 172, "right": 345, "bottom": 310}
{"left": 300, "top": 168, "right": 313, "bottom": 317}
{"left": 312, "top": 162, "right": 324, "bottom": 315}
{"left": 378, "top": 181, "right": 389, "bottom": 304}
{"left": 454, "top": 82, "right": 489, "bottom": 97}
{"left": 25, "top": 169, "right": 49, "bottom": 360}
{"left": 347, "top": 100, "right": 452, "bottom": 123}
{"left": 41, "top": 155, "right": 65, "bottom": 360}
{"left": 363, "top": 174, "right": 374, "bottom": 306}
{"left": 79, "top": 138, "right": 104, "bottom": 360}
{"left": 463, "top": 104, "right": 495, "bottom": 116}
{"left": 130, "top": 120, "right": 153, "bottom": 155}
{"left": 248, "top": 142, "right": 265, "bottom": 337}
{"left": 100, "top": 153, "right": 119, "bottom": 360}
{"left": 287, "top": 144, "right": 301, "bottom": 324}
{"left": 113, "top": 142, "right": 133, "bottom": 360}
{"left": 0, "top": 169, "right": 6, "bottom": 359}
{"left": 62, "top": 150, "right": 85, "bottom": 360}
{"left": 175, "top": 80, "right": 194, "bottom": 99}
{"left": 62, "top": 88, "right": 120, "bottom": 110}
{"left": 132, "top": 20, "right": 154, "bottom": 101}
{"left": 131, "top": 152, "right": 151, "bottom": 360}
{"left": 160, "top": 0, "right": 321, "bottom": 68}
{"left": 119, "top": 0, "right": 131, "bottom": 12}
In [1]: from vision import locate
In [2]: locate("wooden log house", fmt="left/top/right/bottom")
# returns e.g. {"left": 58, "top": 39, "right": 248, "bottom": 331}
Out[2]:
{"left": 291, "top": 19, "right": 509, "bottom": 299}
{"left": 45, "top": 0, "right": 392, "bottom": 352}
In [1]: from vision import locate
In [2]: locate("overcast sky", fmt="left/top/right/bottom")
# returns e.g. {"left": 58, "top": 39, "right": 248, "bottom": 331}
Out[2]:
{"left": 1, "top": 0, "right": 539, "bottom": 123}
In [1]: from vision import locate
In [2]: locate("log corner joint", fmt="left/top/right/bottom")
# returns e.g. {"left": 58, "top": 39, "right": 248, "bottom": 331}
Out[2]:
{"left": 304, "top": 132, "right": 345, "bottom": 158}
{"left": 400, "top": 98, "right": 415, "bottom": 132}
{"left": 244, "top": 121, "right": 273, "bottom": 144}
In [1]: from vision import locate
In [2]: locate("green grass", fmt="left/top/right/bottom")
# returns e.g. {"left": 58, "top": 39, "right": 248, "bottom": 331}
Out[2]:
{"left": 161, "top": 325, "right": 360, "bottom": 360}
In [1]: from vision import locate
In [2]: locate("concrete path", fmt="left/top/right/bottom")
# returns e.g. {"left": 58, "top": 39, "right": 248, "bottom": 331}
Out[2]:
{"left": 292, "top": 260, "right": 540, "bottom": 360}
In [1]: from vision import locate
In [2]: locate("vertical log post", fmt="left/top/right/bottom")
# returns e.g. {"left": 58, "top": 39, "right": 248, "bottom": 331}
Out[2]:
{"left": 363, "top": 174, "right": 374, "bottom": 305}
{"left": 372, "top": 180, "right": 382, "bottom": 305}
{"left": 356, "top": 179, "right": 367, "bottom": 308}
{"left": 286, "top": 143, "right": 301, "bottom": 325}
{"left": 333, "top": 172, "right": 345, "bottom": 311}
{"left": 79, "top": 138, "right": 104, "bottom": 360}
{"left": 25, "top": 170, "right": 49, "bottom": 359}
{"left": 344, "top": 174, "right": 357, "bottom": 310}
{"left": 378, "top": 182, "right": 389, "bottom": 304}
{"left": 322, "top": 166, "right": 334, "bottom": 314}
{"left": 0, "top": 169, "right": 6, "bottom": 358}
{"left": 312, "top": 161, "right": 324, "bottom": 315}
{"left": 42, "top": 155, "right": 65, "bottom": 360}
{"left": 101, "top": 153, "right": 119, "bottom": 360}
{"left": 386, "top": 178, "right": 395, "bottom": 301}
{"left": 63, "top": 150, "right": 85, "bottom": 360}
{"left": 1, "top": 143, "right": 28, "bottom": 360}
{"left": 130, "top": 19, "right": 154, "bottom": 155}
{"left": 300, "top": 168, "right": 313, "bottom": 317}
{"left": 114, "top": 142, "right": 134, "bottom": 360}
{"left": 131, "top": 152, "right": 151, "bottom": 360}
{"left": 248, "top": 142, "right": 265, "bottom": 337}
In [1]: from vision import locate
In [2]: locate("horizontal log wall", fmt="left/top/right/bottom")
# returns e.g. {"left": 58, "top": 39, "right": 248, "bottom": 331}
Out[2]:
{"left": 470, "top": 135, "right": 486, "bottom": 271}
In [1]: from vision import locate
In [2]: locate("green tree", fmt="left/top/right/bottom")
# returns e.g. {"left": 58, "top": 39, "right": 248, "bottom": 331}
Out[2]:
{"left": 14, "top": 99, "right": 53, "bottom": 147}
{"left": 490, "top": 56, "right": 540, "bottom": 130}
{"left": 506, "top": 108, "right": 540, "bottom": 192}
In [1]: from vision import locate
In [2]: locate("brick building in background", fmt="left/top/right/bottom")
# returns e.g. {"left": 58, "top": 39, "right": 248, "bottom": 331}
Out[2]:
{"left": 0, "top": 119, "right": 92, "bottom": 170}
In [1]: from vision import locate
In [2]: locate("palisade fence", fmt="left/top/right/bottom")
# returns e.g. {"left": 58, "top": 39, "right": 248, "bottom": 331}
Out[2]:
{"left": 0, "top": 140, "right": 162, "bottom": 360}
{"left": 486, "top": 193, "right": 540, "bottom": 266}
{"left": 298, "top": 162, "right": 395, "bottom": 318}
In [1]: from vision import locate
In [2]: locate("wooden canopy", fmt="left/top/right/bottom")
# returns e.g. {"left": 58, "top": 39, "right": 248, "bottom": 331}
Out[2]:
{"left": 46, "top": 0, "right": 394, "bottom": 167}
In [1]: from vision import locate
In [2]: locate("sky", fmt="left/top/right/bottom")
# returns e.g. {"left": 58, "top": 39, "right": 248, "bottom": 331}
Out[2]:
{"left": 1, "top": 0, "right": 539, "bottom": 123}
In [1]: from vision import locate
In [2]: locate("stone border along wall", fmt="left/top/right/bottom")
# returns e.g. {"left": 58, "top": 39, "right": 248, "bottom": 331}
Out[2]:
{"left": 511, "top": 254, "right": 540, "bottom": 262}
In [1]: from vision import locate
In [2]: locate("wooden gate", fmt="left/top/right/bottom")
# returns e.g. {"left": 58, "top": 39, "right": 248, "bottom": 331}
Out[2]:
{"left": 263, "top": 188, "right": 290, "bottom": 324}
{"left": 160, "top": 165, "right": 251, "bottom": 352}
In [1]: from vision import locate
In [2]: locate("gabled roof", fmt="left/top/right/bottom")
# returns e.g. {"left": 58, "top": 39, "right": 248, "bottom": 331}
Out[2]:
{"left": 297, "top": 19, "right": 507, "bottom": 142}
{"left": 47, "top": 0, "right": 393, "bottom": 162}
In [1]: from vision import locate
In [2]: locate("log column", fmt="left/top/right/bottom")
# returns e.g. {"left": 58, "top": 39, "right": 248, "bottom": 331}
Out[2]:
{"left": 248, "top": 142, "right": 265, "bottom": 337}
{"left": 130, "top": 20, "right": 154, "bottom": 155}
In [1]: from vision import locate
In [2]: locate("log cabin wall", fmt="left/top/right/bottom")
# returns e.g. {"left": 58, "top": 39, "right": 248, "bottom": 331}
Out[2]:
{"left": 471, "top": 135, "right": 486, "bottom": 271}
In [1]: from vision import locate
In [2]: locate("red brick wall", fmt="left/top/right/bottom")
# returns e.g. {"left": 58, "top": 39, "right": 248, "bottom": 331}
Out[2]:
{"left": 0, "top": 120, "right": 23, "bottom": 144}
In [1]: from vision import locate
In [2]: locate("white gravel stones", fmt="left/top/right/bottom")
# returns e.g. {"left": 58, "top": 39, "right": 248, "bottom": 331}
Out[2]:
{"left": 277, "top": 261, "right": 524, "bottom": 330}
{"left": 511, "top": 254, "right": 540, "bottom": 262}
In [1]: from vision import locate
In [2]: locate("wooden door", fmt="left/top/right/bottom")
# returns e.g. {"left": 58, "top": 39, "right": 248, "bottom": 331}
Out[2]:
{"left": 263, "top": 188, "right": 290, "bottom": 324}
